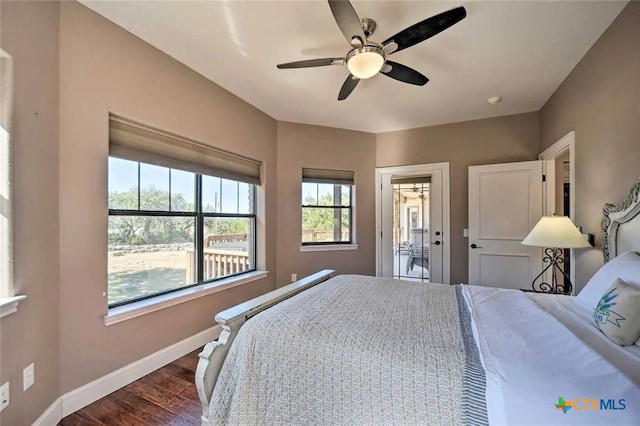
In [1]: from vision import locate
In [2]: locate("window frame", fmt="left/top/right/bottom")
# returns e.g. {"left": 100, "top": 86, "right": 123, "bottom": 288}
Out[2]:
{"left": 0, "top": 49, "right": 14, "bottom": 301}
{"left": 301, "top": 182, "right": 354, "bottom": 246}
{"left": 108, "top": 159, "right": 257, "bottom": 308}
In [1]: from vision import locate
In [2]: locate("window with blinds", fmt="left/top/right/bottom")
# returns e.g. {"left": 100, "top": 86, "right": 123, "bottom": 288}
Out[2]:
{"left": 107, "top": 115, "right": 260, "bottom": 307}
{"left": 301, "top": 167, "right": 354, "bottom": 245}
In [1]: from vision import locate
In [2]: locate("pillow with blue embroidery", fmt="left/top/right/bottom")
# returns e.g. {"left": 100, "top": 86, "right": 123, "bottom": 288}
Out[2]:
{"left": 593, "top": 278, "right": 640, "bottom": 346}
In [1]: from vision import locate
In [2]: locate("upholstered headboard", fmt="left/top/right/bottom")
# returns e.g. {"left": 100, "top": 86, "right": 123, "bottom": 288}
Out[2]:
{"left": 602, "top": 179, "right": 640, "bottom": 262}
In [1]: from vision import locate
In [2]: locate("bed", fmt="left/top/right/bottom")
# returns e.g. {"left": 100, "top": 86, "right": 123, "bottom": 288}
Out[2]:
{"left": 195, "top": 180, "right": 640, "bottom": 426}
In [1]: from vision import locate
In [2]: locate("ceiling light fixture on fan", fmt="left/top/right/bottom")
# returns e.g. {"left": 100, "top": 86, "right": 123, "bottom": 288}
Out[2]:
{"left": 346, "top": 45, "right": 386, "bottom": 79}
{"left": 277, "top": 1, "right": 466, "bottom": 101}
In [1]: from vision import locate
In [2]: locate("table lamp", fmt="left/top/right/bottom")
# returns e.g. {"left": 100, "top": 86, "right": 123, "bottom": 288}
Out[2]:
{"left": 522, "top": 216, "right": 590, "bottom": 294}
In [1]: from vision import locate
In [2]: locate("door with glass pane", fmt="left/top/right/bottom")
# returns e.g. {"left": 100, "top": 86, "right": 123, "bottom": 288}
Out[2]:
{"left": 391, "top": 179, "right": 431, "bottom": 281}
{"left": 377, "top": 163, "right": 449, "bottom": 284}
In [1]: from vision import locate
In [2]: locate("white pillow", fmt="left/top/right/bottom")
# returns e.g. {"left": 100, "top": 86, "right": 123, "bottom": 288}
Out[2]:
{"left": 593, "top": 278, "right": 640, "bottom": 345}
{"left": 577, "top": 251, "right": 640, "bottom": 310}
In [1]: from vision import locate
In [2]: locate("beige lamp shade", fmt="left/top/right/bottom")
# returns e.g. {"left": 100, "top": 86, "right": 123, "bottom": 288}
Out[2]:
{"left": 522, "top": 216, "right": 590, "bottom": 248}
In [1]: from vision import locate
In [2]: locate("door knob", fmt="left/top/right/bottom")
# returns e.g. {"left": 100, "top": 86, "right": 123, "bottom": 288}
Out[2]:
{"left": 433, "top": 241, "right": 441, "bottom": 246}
{"left": 470, "top": 243, "right": 482, "bottom": 249}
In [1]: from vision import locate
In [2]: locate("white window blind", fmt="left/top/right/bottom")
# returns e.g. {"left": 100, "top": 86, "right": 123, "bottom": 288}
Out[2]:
{"left": 109, "top": 114, "right": 262, "bottom": 185}
{"left": 302, "top": 167, "right": 355, "bottom": 185}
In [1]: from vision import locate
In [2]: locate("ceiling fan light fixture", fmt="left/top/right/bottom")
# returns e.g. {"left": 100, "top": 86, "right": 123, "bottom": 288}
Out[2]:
{"left": 277, "top": 3, "right": 467, "bottom": 100}
{"left": 346, "top": 45, "right": 386, "bottom": 79}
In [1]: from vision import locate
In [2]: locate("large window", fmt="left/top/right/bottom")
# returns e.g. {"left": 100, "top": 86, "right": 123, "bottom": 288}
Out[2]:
{"left": 107, "top": 115, "right": 260, "bottom": 307}
{"left": 108, "top": 158, "right": 256, "bottom": 306}
{"left": 301, "top": 168, "right": 354, "bottom": 245}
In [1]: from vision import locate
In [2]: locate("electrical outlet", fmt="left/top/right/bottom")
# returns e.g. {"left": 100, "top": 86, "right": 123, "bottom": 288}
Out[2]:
{"left": 0, "top": 382, "right": 9, "bottom": 411}
{"left": 23, "top": 363, "right": 34, "bottom": 391}
{"left": 291, "top": 273, "right": 297, "bottom": 282}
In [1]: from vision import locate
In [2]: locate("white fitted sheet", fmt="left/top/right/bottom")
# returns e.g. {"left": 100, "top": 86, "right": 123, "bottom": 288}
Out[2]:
{"left": 463, "top": 285, "right": 640, "bottom": 426}
{"left": 526, "top": 291, "right": 640, "bottom": 386}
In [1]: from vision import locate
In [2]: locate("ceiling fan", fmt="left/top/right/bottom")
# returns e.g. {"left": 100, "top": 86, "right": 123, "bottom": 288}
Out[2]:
{"left": 277, "top": 1, "right": 466, "bottom": 101}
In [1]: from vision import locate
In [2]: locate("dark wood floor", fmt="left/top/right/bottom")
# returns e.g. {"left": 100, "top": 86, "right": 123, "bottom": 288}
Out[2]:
{"left": 59, "top": 350, "right": 202, "bottom": 425}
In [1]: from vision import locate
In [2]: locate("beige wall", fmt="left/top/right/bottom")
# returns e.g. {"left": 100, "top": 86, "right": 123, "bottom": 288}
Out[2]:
{"left": 377, "top": 112, "right": 541, "bottom": 284}
{"left": 276, "top": 122, "right": 377, "bottom": 285}
{"left": 540, "top": 1, "right": 640, "bottom": 292}
{"left": 0, "top": 1, "right": 61, "bottom": 424}
{"left": 57, "top": 1, "right": 277, "bottom": 393}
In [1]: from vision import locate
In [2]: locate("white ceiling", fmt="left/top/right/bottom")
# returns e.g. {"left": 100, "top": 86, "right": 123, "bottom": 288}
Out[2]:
{"left": 81, "top": 1, "right": 627, "bottom": 133}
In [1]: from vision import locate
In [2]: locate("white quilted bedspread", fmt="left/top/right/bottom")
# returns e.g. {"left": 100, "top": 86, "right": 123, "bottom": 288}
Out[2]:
{"left": 209, "top": 275, "right": 464, "bottom": 425}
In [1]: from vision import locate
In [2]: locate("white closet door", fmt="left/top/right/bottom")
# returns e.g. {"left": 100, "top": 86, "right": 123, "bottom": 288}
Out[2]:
{"left": 468, "top": 161, "right": 543, "bottom": 289}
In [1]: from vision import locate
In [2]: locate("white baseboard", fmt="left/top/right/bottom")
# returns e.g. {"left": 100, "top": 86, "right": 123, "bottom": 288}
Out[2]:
{"left": 31, "top": 397, "right": 62, "bottom": 426}
{"left": 31, "top": 325, "right": 221, "bottom": 425}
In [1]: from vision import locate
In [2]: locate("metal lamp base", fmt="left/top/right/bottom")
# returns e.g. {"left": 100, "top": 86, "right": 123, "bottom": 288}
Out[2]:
{"left": 531, "top": 247, "right": 572, "bottom": 294}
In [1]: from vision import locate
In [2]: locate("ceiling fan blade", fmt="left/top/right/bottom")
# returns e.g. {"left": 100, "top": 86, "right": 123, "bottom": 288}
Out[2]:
{"left": 382, "top": 6, "right": 466, "bottom": 54}
{"left": 381, "top": 61, "right": 429, "bottom": 86}
{"left": 338, "top": 74, "right": 360, "bottom": 101}
{"left": 328, "top": 0, "right": 366, "bottom": 47}
{"left": 277, "top": 58, "right": 344, "bottom": 69}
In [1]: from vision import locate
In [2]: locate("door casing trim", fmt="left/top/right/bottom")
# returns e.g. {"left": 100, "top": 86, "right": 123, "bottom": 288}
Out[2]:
{"left": 538, "top": 130, "right": 576, "bottom": 292}
{"left": 375, "top": 162, "right": 451, "bottom": 284}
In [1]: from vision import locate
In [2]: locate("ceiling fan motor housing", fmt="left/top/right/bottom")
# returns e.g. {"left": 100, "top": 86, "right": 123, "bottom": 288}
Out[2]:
{"left": 360, "top": 18, "right": 377, "bottom": 38}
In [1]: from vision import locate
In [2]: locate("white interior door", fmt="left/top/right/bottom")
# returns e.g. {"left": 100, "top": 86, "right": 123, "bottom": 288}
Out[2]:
{"left": 376, "top": 163, "right": 449, "bottom": 284}
{"left": 468, "top": 161, "right": 543, "bottom": 289}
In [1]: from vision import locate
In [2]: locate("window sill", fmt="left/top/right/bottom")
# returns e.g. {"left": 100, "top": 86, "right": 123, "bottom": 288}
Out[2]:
{"left": 103, "top": 271, "right": 269, "bottom": 326}
{"left": 0, "top": 295, "right": 27, "bottom": 319}
{"left": 300, "top": 244, "right": 359, "bottom": 252}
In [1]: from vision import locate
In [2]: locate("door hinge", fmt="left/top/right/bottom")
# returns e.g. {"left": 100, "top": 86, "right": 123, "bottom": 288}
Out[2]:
{"left": 380, "top": 183, "right": 383, "bottom": 190}
{"left": 380, "top": 231, "right": 383, "bottom": 239}
{"left": 542, "top": 174, "right": 546, "bottom": 182}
